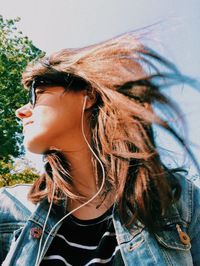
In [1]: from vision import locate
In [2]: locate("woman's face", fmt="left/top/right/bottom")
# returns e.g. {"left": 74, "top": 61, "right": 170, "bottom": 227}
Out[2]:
{"left": 15, "top": 86, "right": 89, "bottom": 154}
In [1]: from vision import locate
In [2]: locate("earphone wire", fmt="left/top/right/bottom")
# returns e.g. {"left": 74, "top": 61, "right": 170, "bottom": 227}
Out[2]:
{"left": 35, "top": 182, "right": 56, "bottom": 266}
{"left": 35, "top": 95, "right": 106, "bottom": 265}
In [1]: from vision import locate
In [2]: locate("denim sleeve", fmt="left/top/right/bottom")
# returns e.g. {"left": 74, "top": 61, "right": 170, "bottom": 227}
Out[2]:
{"left": 0, "top": 188, "right": 14, "bottom": 264}
{"left": 0, "top": 187, "right": 26, "bottom": 264}
{"left": 188, "top": 180, "right": 200, "bottom": 265}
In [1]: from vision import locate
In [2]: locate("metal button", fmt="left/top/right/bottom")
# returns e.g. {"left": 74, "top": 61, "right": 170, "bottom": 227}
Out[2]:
{"left": 176, "top": 224, "right": 190, "bottom": 245}
{"left": 30, "top": 227, "right": 43, "bottom": 239}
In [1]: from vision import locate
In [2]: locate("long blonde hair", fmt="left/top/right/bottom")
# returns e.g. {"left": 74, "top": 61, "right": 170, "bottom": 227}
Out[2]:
{"left": 22, "top": 32, "right": 196, "bottom": 232}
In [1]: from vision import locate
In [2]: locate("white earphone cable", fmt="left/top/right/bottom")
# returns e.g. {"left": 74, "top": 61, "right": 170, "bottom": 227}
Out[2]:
{"left": 35, "top": 182, "right": 56, "bottom": 265}
{"left": 35, "top": 95, "right": 105, "bottom": 265}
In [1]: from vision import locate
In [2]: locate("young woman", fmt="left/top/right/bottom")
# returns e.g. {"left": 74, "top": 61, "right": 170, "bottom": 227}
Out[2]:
{"left": 0, "top": 32, "right": 200, "bottom": 266}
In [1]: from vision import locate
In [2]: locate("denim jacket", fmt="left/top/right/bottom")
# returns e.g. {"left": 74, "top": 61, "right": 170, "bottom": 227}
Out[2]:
{"left": 0, "top": 176, "right": 200, "bottom": 266}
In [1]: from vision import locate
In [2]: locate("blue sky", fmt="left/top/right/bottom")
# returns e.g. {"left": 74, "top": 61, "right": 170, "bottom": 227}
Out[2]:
{"left": 1, "top": 0, "right": 200, "bottom": 173}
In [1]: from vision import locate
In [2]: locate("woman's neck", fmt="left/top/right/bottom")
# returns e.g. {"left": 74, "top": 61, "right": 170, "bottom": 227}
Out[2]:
{"left": 61, "top": 146, "right": 115, "bottom": 220}
{"left": 63, "top": 146, "right": 98, "bottom": 197}
{"left": 67, "top": 189, "right": 115, "bottom": 220}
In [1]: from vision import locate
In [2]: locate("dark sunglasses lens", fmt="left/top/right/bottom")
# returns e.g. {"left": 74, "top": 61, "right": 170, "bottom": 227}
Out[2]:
{"left": 29, "top": 82, "right": 36, "bottom": 106}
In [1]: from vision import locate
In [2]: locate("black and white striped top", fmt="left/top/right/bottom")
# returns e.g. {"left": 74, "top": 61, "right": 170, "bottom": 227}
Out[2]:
{"left": 41, "top": 206, "right": 124, "bottom": 265}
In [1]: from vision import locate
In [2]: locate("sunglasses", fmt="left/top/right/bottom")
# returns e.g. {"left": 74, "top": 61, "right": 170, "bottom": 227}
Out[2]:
{"left": 28, "top": 74, "right": 88, "bottom": 107}
{"left": 28, "top": 75, "right": 71, "bottom": 107}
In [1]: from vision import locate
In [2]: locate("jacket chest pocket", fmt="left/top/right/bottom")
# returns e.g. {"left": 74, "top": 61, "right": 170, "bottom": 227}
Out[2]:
{"left": 118, "top": 223, "right": 193, "bottom": 266}
{"left": 155, "top": 223, "right": 191, "bottom": 251}
{"left": 155, "top": 223, "right": 193, "bottom": 266}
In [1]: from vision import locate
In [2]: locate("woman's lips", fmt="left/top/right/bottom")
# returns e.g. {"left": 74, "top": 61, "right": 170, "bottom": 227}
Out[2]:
{"left": 23, "top": 121, "right": 33, "bottom": 133}
{"left": 24, "top": 121, "right": 33, "bottom": 127}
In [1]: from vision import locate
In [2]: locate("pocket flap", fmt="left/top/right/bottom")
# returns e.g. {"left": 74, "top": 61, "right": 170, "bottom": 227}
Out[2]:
{"left": 155, "top": 223, "right": 191, "bottom": 251}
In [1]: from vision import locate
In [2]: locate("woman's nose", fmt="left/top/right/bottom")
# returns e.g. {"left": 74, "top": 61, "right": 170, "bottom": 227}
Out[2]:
{"left": 15, "top": 103, "right": 33, "bottom": 120}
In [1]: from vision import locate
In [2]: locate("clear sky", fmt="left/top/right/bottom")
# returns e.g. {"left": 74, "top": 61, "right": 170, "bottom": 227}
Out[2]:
{"left": 1, "top": 0, "right": 200, "bottom": 173}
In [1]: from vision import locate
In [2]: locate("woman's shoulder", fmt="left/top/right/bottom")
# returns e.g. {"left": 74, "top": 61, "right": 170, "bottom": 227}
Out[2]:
{"left": 175, "top": 173, "right": 200, "bottom": 223}
{"left": 0, "top": 184, "right": 36, "bottom": 223}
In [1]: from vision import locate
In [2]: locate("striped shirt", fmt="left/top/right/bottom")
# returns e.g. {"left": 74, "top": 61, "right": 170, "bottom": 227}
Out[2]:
{"left": 41, "top": 206, "right": 124, "bottom": 265}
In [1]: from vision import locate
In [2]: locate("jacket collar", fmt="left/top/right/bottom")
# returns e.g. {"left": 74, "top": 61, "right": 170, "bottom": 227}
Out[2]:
{"left": 29, "top": 199, "right": 66, "bottom": 236}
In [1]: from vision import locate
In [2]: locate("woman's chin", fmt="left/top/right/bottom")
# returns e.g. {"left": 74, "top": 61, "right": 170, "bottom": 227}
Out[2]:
{"left": 23, "top": 137, "right": 48, "bottom": 154}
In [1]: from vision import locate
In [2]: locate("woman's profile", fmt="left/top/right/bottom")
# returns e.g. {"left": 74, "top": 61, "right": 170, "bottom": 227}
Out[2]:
{"left": 0, "top": 31, "right": 200, "bottom": 265}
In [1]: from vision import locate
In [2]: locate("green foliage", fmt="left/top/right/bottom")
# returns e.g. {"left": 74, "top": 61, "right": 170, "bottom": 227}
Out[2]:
{"left": 0, "top": 158, "right": 39, "bottom": 187}
{"left": 0, "top": 15, "right": 43, "bottom": 161}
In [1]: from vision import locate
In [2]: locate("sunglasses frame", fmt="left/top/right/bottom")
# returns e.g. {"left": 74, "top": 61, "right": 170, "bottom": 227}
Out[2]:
{"left": 28, "top": 73, "right": 88, "bottom": 107}
{"left": 28, "top": 76, "right": 70, "bottom": 107}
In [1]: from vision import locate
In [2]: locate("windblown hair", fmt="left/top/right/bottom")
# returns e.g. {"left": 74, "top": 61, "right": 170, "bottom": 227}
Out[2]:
{"left": 22, "top": 32, "right": 197, "bottom": 232}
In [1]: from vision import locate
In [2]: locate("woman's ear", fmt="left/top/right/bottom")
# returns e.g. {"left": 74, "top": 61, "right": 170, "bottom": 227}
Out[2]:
{"left": 84, "top": 89, "right": 97, "bottom": 110}
{"left": 143, "top": 102, "right": 153, "bottom": 112}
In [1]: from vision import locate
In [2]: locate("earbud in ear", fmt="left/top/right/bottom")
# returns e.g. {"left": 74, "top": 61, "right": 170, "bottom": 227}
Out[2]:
{"left": 83, "top": 95, "right": 88, "bottom": 106}
{"left": 82, "top": 95, "right": 88, "bottom": 112}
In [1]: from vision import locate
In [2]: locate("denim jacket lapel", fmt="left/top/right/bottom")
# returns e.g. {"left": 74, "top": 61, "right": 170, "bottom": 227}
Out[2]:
{"left": 3, "top": 199, "right": 66, "bottom": 266}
